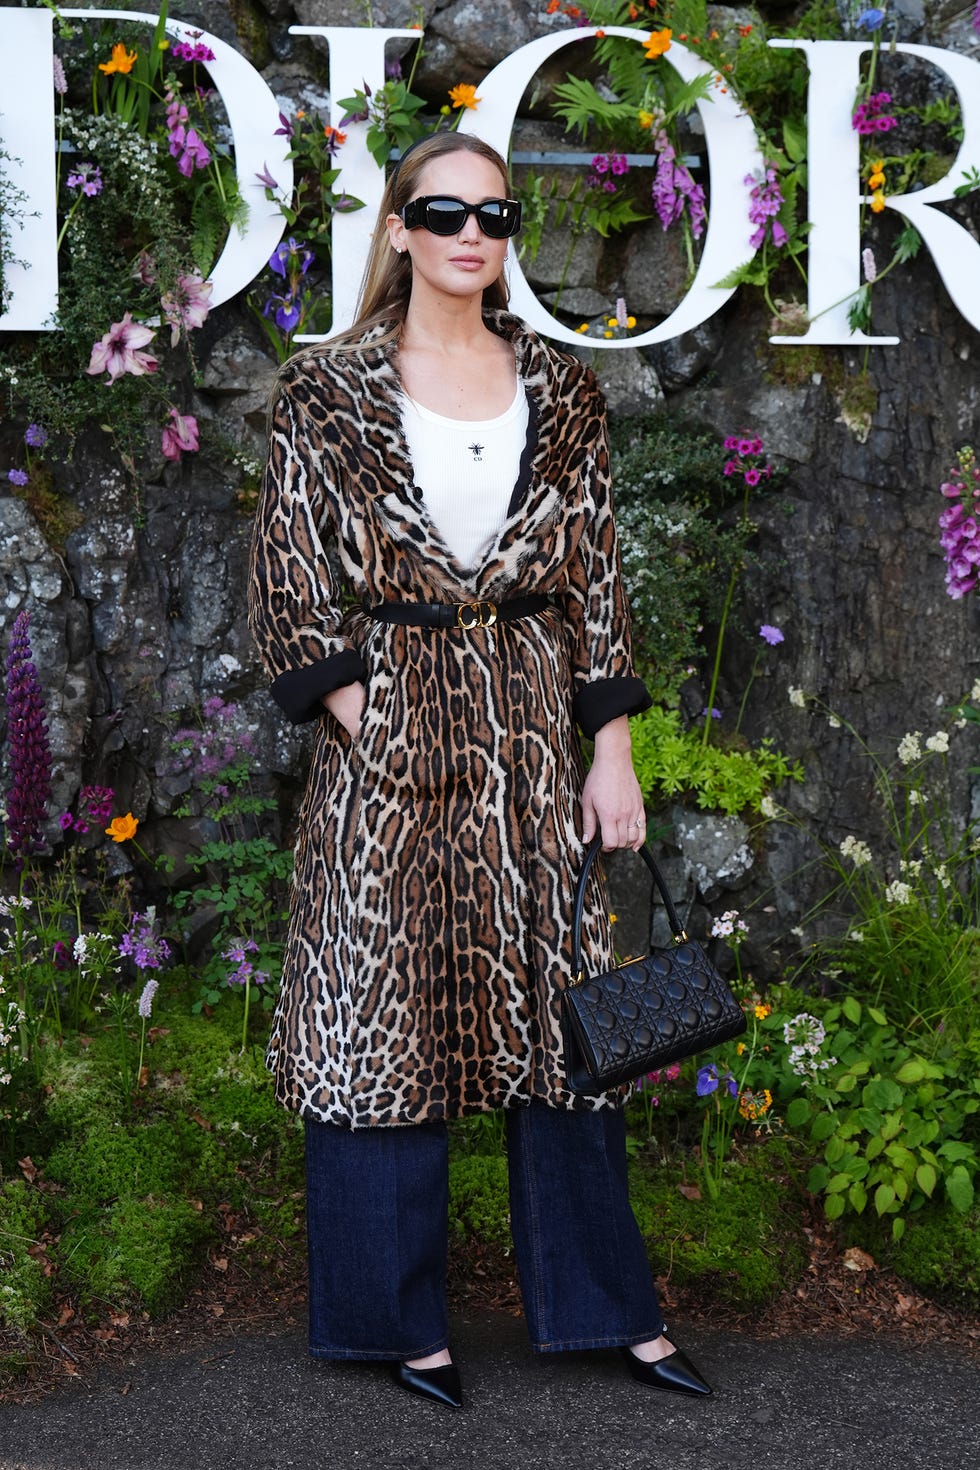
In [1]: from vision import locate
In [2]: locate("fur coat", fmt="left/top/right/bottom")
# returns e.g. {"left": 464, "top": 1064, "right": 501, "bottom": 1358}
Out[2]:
{"left": 248, "top": 310, "right": 650, "bottom": 1127}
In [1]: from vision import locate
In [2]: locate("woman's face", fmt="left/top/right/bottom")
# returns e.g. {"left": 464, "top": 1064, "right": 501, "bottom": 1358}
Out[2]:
{"left": 386, "top": 150, "right": 511, "bottom": 303}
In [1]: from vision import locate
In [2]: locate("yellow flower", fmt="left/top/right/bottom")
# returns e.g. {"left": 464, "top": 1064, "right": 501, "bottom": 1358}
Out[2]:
{"left": 448, "top": 83, "right": 481, "bottom": 111}
{"left": 643, "top": 28, "right": 672, "bottom": 59}
{"left": 870, "top": 191, "right": 886, "bottom": 213}
{"left": 638, "top": 110, "right": 654, "bottom": 129}
{"left": 626, "top": 315, "right": 636, "bottom": 328}
{"left": 754, "top": 1003, "right": 771, "bottom": 1020}
{"left": 603, "top": 330, "right": 613, "bottom": 338}
{"left": 575, "top": 323, "right": 590, "bottom": 334}
{"left": 106, "top": 812, "right": 139, "bottom": 843}
{"left": 736, "top": 1041, "right": 746, "bottom": 1055}
{"left": 869, "top": 156, "right": 884, "bottom": 173}
{"left": 867, "top": 169, "right": 886, "bottom": 190}
{"left": 607, "top": 316, "right": 618, "bottom": 328}
{"left": 609, "top": 913, "right": 618, "bottom": 924}
{"left": 99, "top": 42, "right": 138, "bottom": 75}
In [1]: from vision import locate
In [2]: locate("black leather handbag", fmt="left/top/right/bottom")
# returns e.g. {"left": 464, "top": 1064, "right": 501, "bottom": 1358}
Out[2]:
{"left": 561, "top": 837, "right": 747, "bottom": 1095}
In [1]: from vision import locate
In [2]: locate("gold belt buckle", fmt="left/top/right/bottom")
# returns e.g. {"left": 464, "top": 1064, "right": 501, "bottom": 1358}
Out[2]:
{"left": 456, "top": 601, "right": 497, "bottom": 630}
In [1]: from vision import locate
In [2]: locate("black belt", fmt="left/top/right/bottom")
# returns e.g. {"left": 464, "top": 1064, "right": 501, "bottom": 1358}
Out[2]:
{"left": 367, "top": 595, "right": 551, "bottom": 631}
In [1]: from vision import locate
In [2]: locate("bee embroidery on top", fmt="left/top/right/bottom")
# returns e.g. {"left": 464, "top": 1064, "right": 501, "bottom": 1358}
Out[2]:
{"left": 468, "top": 442, "right": 484, "bottom": 462}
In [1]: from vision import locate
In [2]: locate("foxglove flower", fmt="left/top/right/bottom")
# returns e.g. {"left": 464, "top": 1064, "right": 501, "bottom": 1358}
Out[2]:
{"left": 652, "top": 133, "right": 706, "bottom": 238}
{"left": 745, "top": 167, "right": 788, "bottom": 250}
{"left": 3, "top": 611, "right": 52, "bottom": 863}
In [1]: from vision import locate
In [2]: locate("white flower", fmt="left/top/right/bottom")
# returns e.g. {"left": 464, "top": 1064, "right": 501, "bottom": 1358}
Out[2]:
{"left": 840, "top": 834, "right": 873, "bottom": 867}
{"left": 848, "top": 928, "right": 865, "bottom": 942}
{"left": 908, "top": 790, "right": 923, "bottom": 807}
{"left": 711, "top": 917, "right": 734, "bottom": 937}
{"left": 884, "top": 879, "right": 913, "bottom": 905}
{"left": 934, "top": 863, "right": 951, "bottom": 891}
{"left": 925, "top": 731, "right": 950, "bottom": 754}
{"left": 759, "top": 795, "right": 779, "bottom": 819}
{"left": 899, "top": 858, "right": 922, "bottom": 878}
{"left": 971, "top": 678, "right": 980, "bottom": 702}
{"left": 828, "top": 715, "right": 841, "bottom": 728}
{"left": 790, "top": 925, "right": 805, "bottom": 939}
{"left": 788, "top": 686, "right": 806, "bottom": 708}
{"left": 897, "top": 732, "right": 922, "bottom": 764}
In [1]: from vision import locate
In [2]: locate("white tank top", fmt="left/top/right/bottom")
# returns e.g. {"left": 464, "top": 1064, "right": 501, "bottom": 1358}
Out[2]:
{"left": 400, "top": 380, "right": 529, "bottom": 568}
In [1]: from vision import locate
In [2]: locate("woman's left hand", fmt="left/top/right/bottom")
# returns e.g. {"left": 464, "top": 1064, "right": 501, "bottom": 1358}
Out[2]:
{"left": 580, "top": 716, "right": 646, "bottom": 852}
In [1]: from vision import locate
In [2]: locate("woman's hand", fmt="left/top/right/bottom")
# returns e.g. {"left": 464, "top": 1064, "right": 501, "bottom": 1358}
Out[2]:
{"left": 322, "top": 681, "right": 366, "bottom": 739}
{"left": 580, "top": 715, "right": 646, "bottom": 852}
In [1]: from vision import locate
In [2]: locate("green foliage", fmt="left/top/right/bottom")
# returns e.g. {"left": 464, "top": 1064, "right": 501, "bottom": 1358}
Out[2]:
{"left": 886, "top": 1203, "right": 980, "bottom": 1306}
{"left": 631, "top": 705, "right": 802, "bottom": 815}
{"left": 628, "top": 1138, "right": 808, "bottom": 1308}
{"left": 59, "top": 1194, "right": 212, "bottom": 1317}
{"left": 0, "top": 1179, "right": 52, "bottom": 1336}
{"left": 448, "top": 1154, "right": 511, "bottom": 1252}
{"left": 787, "top": 1000, "right": 980, "bottom": 1241}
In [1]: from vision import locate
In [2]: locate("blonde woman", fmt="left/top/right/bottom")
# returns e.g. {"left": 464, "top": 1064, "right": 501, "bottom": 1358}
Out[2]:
{"left": 249, "top": 131, "right": 711, "bottom": 1409}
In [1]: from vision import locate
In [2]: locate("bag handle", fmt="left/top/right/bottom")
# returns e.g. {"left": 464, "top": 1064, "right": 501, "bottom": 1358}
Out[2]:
{"left": 571, "top": 835, "right": 688, "bottom": 981}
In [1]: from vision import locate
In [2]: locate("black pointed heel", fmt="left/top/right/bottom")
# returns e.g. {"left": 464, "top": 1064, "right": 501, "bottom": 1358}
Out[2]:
{"left": 620, "top": 1345, "right": 713, "bottom": 1397}
{"left": 389, "top": 1360, "right": 463, "bottom": 1408}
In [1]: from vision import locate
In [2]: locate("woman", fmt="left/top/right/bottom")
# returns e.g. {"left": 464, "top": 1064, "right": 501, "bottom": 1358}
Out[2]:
{"left": 248, "top": 132, "right": 711, "bottom": 1409}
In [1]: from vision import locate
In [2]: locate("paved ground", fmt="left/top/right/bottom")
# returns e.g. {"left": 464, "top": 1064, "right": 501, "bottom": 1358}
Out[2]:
{"left": 2, "top": 1312, "right": 978, "bottom": 1470}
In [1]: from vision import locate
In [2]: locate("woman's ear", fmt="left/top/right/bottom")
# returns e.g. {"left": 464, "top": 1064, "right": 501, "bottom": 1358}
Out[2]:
{"left": 386, "top": 213, "right": 408, "bottom": 255}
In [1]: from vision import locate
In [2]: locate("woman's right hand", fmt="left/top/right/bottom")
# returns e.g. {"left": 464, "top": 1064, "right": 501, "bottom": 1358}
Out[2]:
{"left": 322, "top": 681, "right": 366, "bottom": 740}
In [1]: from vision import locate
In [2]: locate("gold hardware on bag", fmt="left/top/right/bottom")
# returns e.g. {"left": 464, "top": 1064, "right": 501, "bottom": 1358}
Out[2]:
{"left": 456, "top": 601, "right": 497, "bottom": 629}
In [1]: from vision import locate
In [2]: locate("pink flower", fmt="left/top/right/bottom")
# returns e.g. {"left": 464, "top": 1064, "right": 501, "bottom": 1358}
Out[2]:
{"left": 161, "top": 409, "right": 199, "bottom": 462}
{"left": 86, "top": 313, "right": 158, "bottom": 383}
{"left": 161, "top": 271, "right": 213, "bottom": 346}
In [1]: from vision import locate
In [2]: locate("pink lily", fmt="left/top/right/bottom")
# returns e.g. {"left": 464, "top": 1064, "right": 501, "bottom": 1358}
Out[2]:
{"left": 86, "top": 313, "right": 158, "bottom": 383}
{"left": 161, "top": 271, "right": 213, "bottom": 346}
{"left": 161, "top": 408, "right": 200, "bottom": 462}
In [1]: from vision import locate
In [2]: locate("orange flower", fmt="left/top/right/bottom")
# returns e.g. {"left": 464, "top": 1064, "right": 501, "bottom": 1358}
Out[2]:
{"left": 323, "top": 125, "right": 347, "bottom": 145}
{"left": 106, "top": 812, "right": 139, "bottom": 843}
{"left": 547, "top": 0, "right": 561, "bottom": 11}
{"left": 595, "top": 28, "right": 606, "bottom": 37}
{"left": 870, "top": 191, "right": 886, "bottom": 213}
{"left": 99, "top": 42, "right": 138, "bottom": 75}
{"left": 738, "top": 23, "right": 753, "bottom": 36}
{"left": 448, "top": 83, "right": 480, "bottom": 111}
{"left": 629, "top": 3, "right": 639, "bottom": 15}
{"left": 644, "top": 28, "right": 672, "bottom": 58}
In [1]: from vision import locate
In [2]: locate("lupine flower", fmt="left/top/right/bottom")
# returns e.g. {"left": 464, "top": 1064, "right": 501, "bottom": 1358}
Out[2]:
{"left": 66, "top": 163, "right": 103, "bottom": 196}
{"left": 161, "top": 271, "right": 212, "bottom": 346}
{"left": 161, "top": 408, "right": 200, "bottom": 463}
{"left": 652, "top": 133, "right": 706, "bottom": 238}
{"left": 3, "top": 611, "right": 52, "bottom": 863}
{"left": 759, "top": 624, "right": 784, "bottom": 645}
{"left": 98, "top": 43, "right": 138, "bottom": 75}
{"left": 745, "top": 167, "right": 788, "bottom": 250}
{"left": 86, "top": 313, "right": 158, "bottom": 383}
{"left": 7, "top": 469, "right": 29, "bottom": 487}
{"left": 137, "top": 978, "right": 159, "bottom": 1018}
{"left": 119, "top": 910, "right": 170, "bottom": 970}
{"left": 852, "top": 92, "right": 897, "bottom": 135}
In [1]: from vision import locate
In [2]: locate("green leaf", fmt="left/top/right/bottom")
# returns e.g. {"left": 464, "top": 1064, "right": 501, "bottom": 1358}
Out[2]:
{"left": 868, "top": 1007, "right": 888, "bottom": 1025}
{"left": 711, "top": 259, "right": 768, "bottom": 291}
{"left": 848, "top": 1181, "right": 868, "bottom": 1214}
{"left": 842, "top": 996, "right": 862, "bottom": 1024}
{"left": 937, "top": 1141, "right": 975, "bottom": 1163}
{"left": 824, "top": 1194, "right": 846, "bottom": 1220}
{"left": 864, "top": 1078, "right": 903, "bottom": 1111}
{"left": 782, "top": 116, "right": 808, "bottom": 164}
{"left": 892, "top": 1215, "right": 906, "bottom": 1242}
{"left": 914, "top": 1163, "right": 937, "bottom": 1198}
{"left": 786, "top": 1097, "right": 811, "bottom": 1129}
{"left": 874, "top": 1183, "right": 896, "bottom": 1215}
{"left": 826, "top": 1172, "right": 852, "bottom": 1194}
{"left": 825, "top": 1135, "right": 847, "bottom": 1164}
{"left": 892, "top": 224, "right": 922, "bottom": 263}
{"left": 946, "top": 1166, "right": 975, "bottom": 1214}
{"left": 894, "top": 1059, "right": 927, "bottom": 1084}
{"left": 808, "top": 1163, "right": 830, "bottom": 1193}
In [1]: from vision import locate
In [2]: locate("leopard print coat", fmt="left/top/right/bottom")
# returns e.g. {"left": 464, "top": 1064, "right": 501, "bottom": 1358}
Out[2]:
{"left": 249, "top": 310, "right": 650, "bottom": 1127}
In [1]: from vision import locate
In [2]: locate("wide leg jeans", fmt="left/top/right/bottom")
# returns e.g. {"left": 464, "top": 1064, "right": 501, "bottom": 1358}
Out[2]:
{"left": 304, "top": 1101, "right": 665, "bottom": 1360}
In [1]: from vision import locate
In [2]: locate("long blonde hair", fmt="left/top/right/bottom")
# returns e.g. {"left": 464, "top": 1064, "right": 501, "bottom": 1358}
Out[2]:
{"left": 283, "top": 132, "right": 513, "bottom": 373}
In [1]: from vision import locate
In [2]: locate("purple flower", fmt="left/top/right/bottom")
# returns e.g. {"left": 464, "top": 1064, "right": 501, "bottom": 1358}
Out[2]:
{"left": 53, "top": 940, "right": 73, "bottom": 971}
{"left": 700, "top": 707, "right": 722, "bottom": 719}
{"left": 255, "top": 163, "right": 280, "bottom": 191}
{"left": 745, "top": 167, "right": 788, "bottom": 251}
{"left": 856, "top": 8, "right": 885, "bottom": 29}
{"left": 119, "top": 911, "right": 171, "bottom": 972}
{"left": 591, "top": 153, "right": 610, "bottom": 174}
{"left": 79, "top": 784, "right": 114, "bottom": 825}
{"left": 172, "top": 40, "right": 216, "bottom": 64}
{"left": 652, "top": 133, "right": 706, "bottom": 239}
{"left": 66, "top": 163, "right": 103, "bottom": 196}
{"left": 137, "top": 978, "right": 159, "bottom": 1018}
{"left": 269, "top": 236, "right": 313, "bottom": 279}
{"left": 59, "top": 811, "right": 74, "bottom": 831}
{"left": 273, "top": 111, "right": 294, "bottom": 138}
{"left": 610, "top": 153, "right": 629, "bottom": 176}
{"left": 24, "top": 424, "right": 48, "bottom": 449}
{"left": 7, "top": 468, "right": 29, "bottom": 486}
{"left": 852, "top": 92, "right": 897, "bottom": 135}
{"left": 263, "top": 294, "right": 302, "bottom": 332}
{"left": 53, "top": 54, "right": 67, "bottom": 95}
{"left": 974, "top": 0, "right": 980, "bottom": 36}
{"left": 165, "top": 89, "right": 211, "bottom": 176}
{"left": 4, "top": 611, "right": 52, "bottom": 863}
{"left": 222, "top": 936, "right": 268, "bottom": 987}
{"left": 759, "top": 624, "right": 784, "bottom": 646}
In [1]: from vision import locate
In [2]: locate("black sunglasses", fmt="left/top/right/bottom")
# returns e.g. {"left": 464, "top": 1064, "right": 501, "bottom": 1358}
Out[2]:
{"left": 400, "top": 195, "right": 522, "bottom": 239}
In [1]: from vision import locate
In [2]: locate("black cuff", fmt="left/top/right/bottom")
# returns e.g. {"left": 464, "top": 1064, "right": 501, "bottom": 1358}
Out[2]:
{"left": 270, "top": 649, "right": 367, "bottom": 725}
{"left": 573, "top": 676, "right": 652, "bottom": 739}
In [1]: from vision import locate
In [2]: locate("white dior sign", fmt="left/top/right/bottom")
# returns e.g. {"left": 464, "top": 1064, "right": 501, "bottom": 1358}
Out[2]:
{"left": 1, "top": 9, "right": 979, "bottom": 348}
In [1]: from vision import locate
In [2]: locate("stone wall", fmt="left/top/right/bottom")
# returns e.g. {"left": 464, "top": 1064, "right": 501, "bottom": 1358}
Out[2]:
{"left": 1, "top": 0, "right": 978, "bottom": 968}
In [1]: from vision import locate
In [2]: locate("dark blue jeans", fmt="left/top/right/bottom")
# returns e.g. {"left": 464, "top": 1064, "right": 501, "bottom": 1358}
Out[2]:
{"left": 304, "top": 1102, "right": 665, "bottom": 1360}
